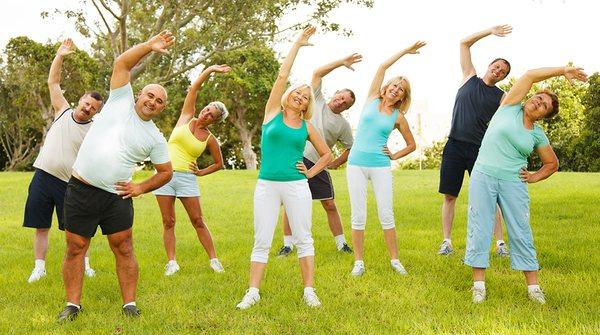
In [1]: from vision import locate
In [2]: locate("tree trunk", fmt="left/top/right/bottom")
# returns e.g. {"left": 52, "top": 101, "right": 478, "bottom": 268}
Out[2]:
{"left": 238, "top": 126, "right": 257, "bottom": 170}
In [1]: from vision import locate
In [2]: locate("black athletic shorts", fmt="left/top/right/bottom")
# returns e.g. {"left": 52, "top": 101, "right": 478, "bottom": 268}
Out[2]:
{"left": 438, "top": 138, "right": 481, "bottom": 197}
{"left": 64, "top": 177, "right": 134, "bottom": 238}
{"left": 23, "top": 169, "right": 68, "bottom": 230}
{"left": 303, "top": 157, "right": 334, "bottom": 200}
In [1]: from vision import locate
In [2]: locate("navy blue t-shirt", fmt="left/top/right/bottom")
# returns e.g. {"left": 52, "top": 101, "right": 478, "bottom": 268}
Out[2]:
{"left": 448, "top": 76, "right": 504, "bottom": 145}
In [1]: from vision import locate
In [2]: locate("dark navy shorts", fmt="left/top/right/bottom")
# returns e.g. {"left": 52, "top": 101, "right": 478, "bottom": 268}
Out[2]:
{"left": 23, "top": 169, "right": 68, "bottom": 230}
{"left": 439, "top": 138, "right": 480, "bottom": 197}
{"left": 303, "top": 157, "right": 334, "bottom": 200}
{"left": 64, "top": 177, "right": 134, "bottom": 238}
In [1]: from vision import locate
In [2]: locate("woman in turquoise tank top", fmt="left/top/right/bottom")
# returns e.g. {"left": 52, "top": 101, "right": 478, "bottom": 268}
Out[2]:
{"left": 346, "top": 41, "right": 425, "bottom": 277}
{"left": 464, "top": 65, "right": 588, "bottom": 304}
{"left": 236, "top": 26, "right": 332, "bottom": 310}
{"left": 153, "top": 64, "right": 231, "bottom": 276}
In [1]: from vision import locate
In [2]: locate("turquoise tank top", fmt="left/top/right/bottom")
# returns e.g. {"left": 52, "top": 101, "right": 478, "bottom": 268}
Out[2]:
{"left": 348, "top": 99, "right": 399, "bottom": 167}
{"left": 258, "top": 112, "right": 308, "bottom": 181}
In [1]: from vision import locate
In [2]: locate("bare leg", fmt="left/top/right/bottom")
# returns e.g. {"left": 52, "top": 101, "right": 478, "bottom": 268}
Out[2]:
{"left": 34, "top": 228, "right": 50, "bottom": 260}
{"left": 282, "top": 210, "right": 292, "bottom": 236}
{"left": 321, "top": 199, "right": 344, "bottom": 237}
{"left": 63, "top": 231, "right": 91, "bottom": 305}
{"left": 524, "top": 270, "right": 538, "bottom": 285}
{"left": 382, "top": 228, "right": 399, "bottom": 260}
{"left": 248, "top": 262, "right": 267, "bottom": 288}
{"left": 493, "top": 205, "right": 504, "bottom": 241}
{"left": 156, "top": 195, "right": 177, "bottom": 261}
{"left": 179, "top": 196, "right": 217, "bottom": 259}
{"left": 298, "top": 256, "right": 314, "bottom": 287}
{"left": 107, "top": 229, "right": 138, "bottom": 304}
{"left": 441, "top": 194, "right": 457, "bottom": 242}
{"left": 472, "top": 267, "right": 485, "bottom": 282}
{"left": 352, "top": 229, "right": 365, "bottom": 261}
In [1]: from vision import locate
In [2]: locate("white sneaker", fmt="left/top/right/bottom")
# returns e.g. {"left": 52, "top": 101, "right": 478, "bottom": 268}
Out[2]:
{"left": 303, "top": 289, "right": 322, "bottom": 307}
{"left": 351, "top": 262, "right": 365, "bottom": 276}
{"left": 391, "top": 260, "right": 408, "bottom": 275}
{"left": 236, "top": 289, "right": 260, "bottom": 309}
{"left": 472, "top": 287, "right": 486, "bottom": 303}
{"left": 164, "top": 261, "right": 180, "bottom": 276}
{"left": 528, "top": 287, "right": 546, "bottom": 304}
{"left": 210, "top": 259, "right": 225, "bottom": 273}
{"left": 27, "top": 267, "right": 46, "bottom": 283}
{"left": 84, "top": 267, "right": 96, "bottom": 277}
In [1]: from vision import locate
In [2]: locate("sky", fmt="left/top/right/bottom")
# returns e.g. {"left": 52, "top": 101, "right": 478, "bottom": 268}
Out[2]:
{"left": 1, "top": 0, "right": 599, "bottom": 158}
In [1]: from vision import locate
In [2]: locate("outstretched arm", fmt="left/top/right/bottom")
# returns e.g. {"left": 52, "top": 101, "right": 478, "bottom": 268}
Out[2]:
{"left": 48, "top": 39, "right": 75, "bottom": 116}
{"left": 264, "top": 26, "right": 316, "bottom": 122}
{"left": 177, "top": 64, "right": 231, "bottom": 127}
{"left": 460, "top": 25, "right": 512, "bottom": 80}
{"left": 188, "top": 135, "right": 224, "bottom": 176}
{"left": 311, "top": 53, "right": 362, "bottom": 88}
{"left": 296, "top": 122, "right": 332, "bottom": 178}
{"left": 110, "top": 31, "right": 175, "bottom": 90}
{"left": 383, "top": 114, "right": 416, "bottom": 160}
{"left": 502, "top": 66, "right": 588, "bottom": 106}
{"left": 366, "top": 41, "right": 426, "bottom": 100}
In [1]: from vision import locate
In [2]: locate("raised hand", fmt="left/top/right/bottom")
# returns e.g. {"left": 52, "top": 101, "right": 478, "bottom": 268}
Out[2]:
{"left": 207, "top": 64, "right": 231, "bottom": 74}
{"left": 115, "top": 181, "right": 143, "bottom": 199}
{"left": 564, "top": 67, "right": 588, "bottom": 84}
{"left": 57, "top": 39, "right": 75, "bottom": 57}
{"left": 404, "top": 41, "right": 427, "bottom": 55}
{"left": 342, "top": 53, "right": 363, "bottom": 71}
{"left": 147, "top": 30, "right": 175, "bottom": 54}
{"left": 295, "top": 25, "right": 316, "bottom": 47}
{"left": 491, "top": 24, "right": 512, "bottom": 37}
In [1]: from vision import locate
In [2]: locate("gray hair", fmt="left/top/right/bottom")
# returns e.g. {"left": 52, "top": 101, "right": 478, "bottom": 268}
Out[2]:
{"left": 208, "top": 101, "right": 229, "bottom": 122}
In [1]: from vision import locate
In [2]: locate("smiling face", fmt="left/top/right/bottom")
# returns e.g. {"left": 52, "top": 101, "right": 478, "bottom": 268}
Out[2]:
{"left": 74, "top": 94, "right": 103, "bottom": 122}
{"left": 484, "top": 60, "right": 510, "bottom": 84}
{"left": 135, "top": 84, "right": 167, "bottom": 121}
{"left": 383, "top": 79, "right": 408, "bottom": 105}
{"left": 524, "top": 92, "right": 557, "bottom": 121}
{"left": 286, "top": 86, "right": 311, "bottom": 112}
{"left": 328, "top": 90, "right": 355, "bottom": 114}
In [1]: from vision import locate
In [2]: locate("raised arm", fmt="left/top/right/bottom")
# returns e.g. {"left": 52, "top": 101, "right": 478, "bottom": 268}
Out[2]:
{"left": 311, "top": 53, "right": 362, "bottom": 88}
{"left": 48, "top": 39, "right": 74, "bottom": 116}
{"left": 460, "top": 25, "right": 512, "bottom": 80}
{"left": 367, "top": 41, "right": 426, "bottom": 100}
{"left": 177, "top": 64, "right": 231, "bottom": 126}
{"left": 264, "top": 26, "right": 316, "bottom": 122}
{"left": 502, "top": 66, "right": 588, "bottom": 106}
{"left": 383, "top": 114, "right": 416, "bottom": 160}
{"left": 110, "top": 31, "right": 175, "bottom": 90}
{"left": 188, "top": 135, "right": 224, "bottom": 176}
{"left": 296, "top": 122, "right": 332, "bottom": 178}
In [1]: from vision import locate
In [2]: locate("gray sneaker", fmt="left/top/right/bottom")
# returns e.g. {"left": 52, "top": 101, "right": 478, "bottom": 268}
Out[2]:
{"left": 437, "top": 240, "right": 454, "bottom": 255}
{"left": 496, "top": 243, "right": 509, "bottom": 257}
{"left": 276, "top": 246, "right": 293, "bottom": 258}
{"left": 57, "top": 305, "right": 81, "bottom": 322}
{"left": 122, "top": 305, "right": 141, "bottom": 317}
{"left": 339, "top": 243, "right": 353, "bottom": 254}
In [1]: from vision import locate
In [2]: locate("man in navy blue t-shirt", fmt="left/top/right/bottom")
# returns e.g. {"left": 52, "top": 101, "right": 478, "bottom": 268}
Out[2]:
{"left": 438, "top": 25, "right": 512, "bottom": 256}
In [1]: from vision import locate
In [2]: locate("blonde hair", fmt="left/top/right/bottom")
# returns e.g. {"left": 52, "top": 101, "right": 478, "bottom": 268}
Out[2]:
{"left": 380, "top": 76, "right": 412, "bottom": 114}
{"left": 281, "top": 84, "right": 314, "bottom": 120}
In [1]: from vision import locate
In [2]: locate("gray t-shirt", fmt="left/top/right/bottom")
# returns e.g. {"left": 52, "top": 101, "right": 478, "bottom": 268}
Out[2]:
{"left": 33, "top": 108, "right": 93, "bottom": 182}
{"left": 303, "top": 84, "right": 353, "bottom": 163}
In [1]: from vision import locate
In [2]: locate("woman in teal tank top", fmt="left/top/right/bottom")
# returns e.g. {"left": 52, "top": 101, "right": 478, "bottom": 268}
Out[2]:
{"left": 347, "top": 41, "right": 425, "bottom": 277}
{"left": 236, "top": 26, "right": 332, "bottom": 310}
{"left": 464, "top": 65, "right": 588, "bottom": 304}
{"left": 153, "top": 64, "right": 230, "bottom": 276}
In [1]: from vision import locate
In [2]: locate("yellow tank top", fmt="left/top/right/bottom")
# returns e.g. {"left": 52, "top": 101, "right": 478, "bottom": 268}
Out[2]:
{"left": 167, "top": 121, "right": 210, "bottom": 172}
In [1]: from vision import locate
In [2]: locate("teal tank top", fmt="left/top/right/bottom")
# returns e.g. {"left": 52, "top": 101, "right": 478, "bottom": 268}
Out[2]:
{"left": 258, "top": 112, "right": 308, "bottom": 181}
{"left": 348, "top": 98, "right": 399, "bottom": 167}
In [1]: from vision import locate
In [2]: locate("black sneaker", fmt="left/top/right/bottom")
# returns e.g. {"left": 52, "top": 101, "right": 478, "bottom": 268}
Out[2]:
{"left": 122, "top": 305, "right": 141, "bottom": 317}
{"left": 276, "top": 246, "right": 293, "bottom": 257}
{"left": 57, "top": 305, "right": 81, "bottom": 322}
{"left": 339, "top": 243, "right": 353, "bottom": 253}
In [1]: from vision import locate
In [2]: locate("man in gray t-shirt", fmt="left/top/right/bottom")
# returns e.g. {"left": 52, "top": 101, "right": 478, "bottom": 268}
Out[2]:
{"left": 23, "top": 39, "right": 103, "bottom": 284}
{"left": 276, "top": 53, "right": 362, "bottom": 256}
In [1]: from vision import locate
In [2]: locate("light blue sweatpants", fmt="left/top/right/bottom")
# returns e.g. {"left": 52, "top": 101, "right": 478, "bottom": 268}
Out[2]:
{"left": 464, "top": 170, "right": 539, "bottom": 271}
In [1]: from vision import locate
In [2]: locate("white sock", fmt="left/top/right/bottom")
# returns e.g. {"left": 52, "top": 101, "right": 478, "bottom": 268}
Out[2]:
{"left": 528, "top": 284, "right": 540, "bottom": 292}
{"left": 66, "top": 302, "right": 81, "bottom": 309}
{"left": 473, "top": 281, "right": 485, "bottom": 290}
{"left": 496, "top": 240, "right": 505, "bottom": 247}
{"left": 283, "top": 235, "right": 293, "bottom": 248}
{"left": 304, "top": 287, "right": 315, "bottom": 295}
{"left": 248, "top": 287, "right": 259, "bottom": 295}
{"left": 123, "top": 301, "right": 136, "bottom": 308}
{"left": 168, "top": 259, "right": 178, "bottom": 265}
{"left": 443, "top": 238, "right": 452, "bottom": 244}
{"left": 84, "top": 257, "right": 91, "bottom": 269}
{"left": 334, "top": 235, "right": 346, "bottom": 250}
{"left": 34, "top": 259, "right": 45, "bottom": 270}
{"left": 354, "top": 260, "right": 364, "bottom": 267}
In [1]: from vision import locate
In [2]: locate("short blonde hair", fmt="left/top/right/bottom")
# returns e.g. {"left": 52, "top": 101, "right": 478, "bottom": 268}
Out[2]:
{"left": 380, "top": 76, "right": 412, "bottom": 114}
{"left": 281, "top": 84, "right": 315, "bottom": 120}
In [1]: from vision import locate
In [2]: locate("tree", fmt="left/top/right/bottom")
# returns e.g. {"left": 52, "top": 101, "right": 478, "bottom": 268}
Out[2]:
{"left": 400, "top": 138, "right": 446, "bottom": 170}
{"left": 0, "top": 37, "right": 106, "bottom": 170}
{"left": 573, "top": 72, "right": 600, "bottom": 171}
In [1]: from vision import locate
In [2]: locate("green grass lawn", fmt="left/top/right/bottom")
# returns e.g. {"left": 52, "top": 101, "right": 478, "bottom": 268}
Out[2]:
{"left": 1, "top": 170, "right": 599, "bottom": 334}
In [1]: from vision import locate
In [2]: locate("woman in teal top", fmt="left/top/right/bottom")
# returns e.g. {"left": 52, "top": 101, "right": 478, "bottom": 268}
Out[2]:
{"left": 346, "top": 41, "right": 424, "bottom": 277}
{"left": 465, "top": 65, "right": 588, "bottom": 305}
{"left": 236, "top": 26, "right": 332, "bottom": 310}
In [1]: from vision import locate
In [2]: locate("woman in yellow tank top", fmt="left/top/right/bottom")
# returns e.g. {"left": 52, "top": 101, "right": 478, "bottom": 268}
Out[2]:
{"left": 153, "top": 64, "right": 230, "bottom": 276}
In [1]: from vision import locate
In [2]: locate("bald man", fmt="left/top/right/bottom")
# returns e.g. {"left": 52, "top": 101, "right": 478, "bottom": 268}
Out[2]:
{"left": 58, "top": 31, "right": 175, "bottom": 321}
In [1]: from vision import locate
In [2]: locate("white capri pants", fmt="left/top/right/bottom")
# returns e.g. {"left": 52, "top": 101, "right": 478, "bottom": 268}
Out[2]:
{"left": 251, "top": 179, "right": 314, "bottom": 263}
{"left": 346, "top": 165, "right": 395, "bottom": 230}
